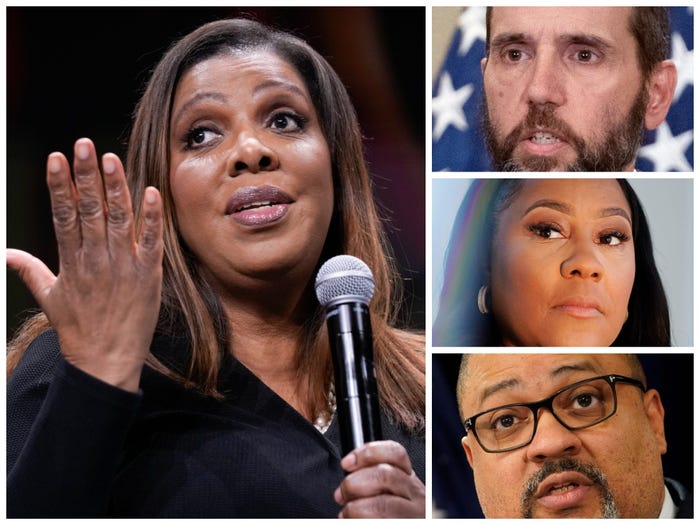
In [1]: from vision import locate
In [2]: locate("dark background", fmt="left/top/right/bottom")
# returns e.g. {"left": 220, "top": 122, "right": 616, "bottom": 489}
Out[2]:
{"left": 432, "top": 353, "right": 694, "bottom": 518}
{"left": 6, "top": 6, "right": 426, "bottom": 337}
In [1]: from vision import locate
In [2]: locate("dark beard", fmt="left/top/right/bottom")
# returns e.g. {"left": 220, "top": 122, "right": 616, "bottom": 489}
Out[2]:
{"left": 482, "top": 87, "right": 648, "bottom": 172}
{"left": 520, "top": 458, "right": 618, "bottom": 518}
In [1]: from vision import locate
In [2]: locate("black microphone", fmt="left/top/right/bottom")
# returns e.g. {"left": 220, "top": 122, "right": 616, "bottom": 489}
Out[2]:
{"left": 315, "top": 255, "right": 383, "bottom": 457}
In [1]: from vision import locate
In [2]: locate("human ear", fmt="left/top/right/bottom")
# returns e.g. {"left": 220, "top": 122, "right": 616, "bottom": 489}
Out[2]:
{"left": 462, "top": 436, "right": 475, "bottom": 467}
{"left": 481, "top": 56, "right": 488, "bottom": 76}
{"left": 644, "top": 60, "right": 678, "bottom": 130}
{"left": 643, "top": 388, "right": 667, "bottom": 455}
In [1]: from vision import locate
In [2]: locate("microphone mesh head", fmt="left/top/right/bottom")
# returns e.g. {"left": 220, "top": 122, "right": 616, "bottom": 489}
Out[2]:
{"left": 315, "top": 255, "right": 375, "bottom": 306}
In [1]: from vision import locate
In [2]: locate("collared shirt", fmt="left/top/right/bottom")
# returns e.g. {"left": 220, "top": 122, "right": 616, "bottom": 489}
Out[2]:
{"left": 659, "top": 485, "right": 679, "bottom": 519}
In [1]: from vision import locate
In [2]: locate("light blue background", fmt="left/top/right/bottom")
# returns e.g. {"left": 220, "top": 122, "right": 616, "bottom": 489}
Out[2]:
{"left": 431, "top": 178, "right": 694, "bottom": 346}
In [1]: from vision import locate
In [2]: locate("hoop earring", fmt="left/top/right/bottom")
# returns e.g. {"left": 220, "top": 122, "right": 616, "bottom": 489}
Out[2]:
{"left": 477, "top": 285, "right": 489, "bottom": 315}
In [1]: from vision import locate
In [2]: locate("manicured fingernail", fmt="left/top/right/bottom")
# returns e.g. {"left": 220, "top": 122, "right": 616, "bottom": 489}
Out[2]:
{"left": 341, "top": 452, "right": 357, "bottom": 469}
{"left": 48, "top": 155, "right": 62, "bottom": 174}
{"left": 144, "top": 188, "right": 157, "bottom": 204}
{"left": 102, "top": 156, "right": 116, "bottom": 174}
{"left": 76, "top": 141, "right": 90, "bottom": 160}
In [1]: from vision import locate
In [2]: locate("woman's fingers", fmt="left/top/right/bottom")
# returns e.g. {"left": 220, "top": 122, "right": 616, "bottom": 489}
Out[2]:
{"left": 49, "top": 141, "right": 153, "bottom": 271}
{"left": 137, "top": 187, "right": 164, "bottom": 268}
{"left": 10, "top": 139, "right": 162, "bottom": 391}
{"left": 102, "top": 153, "right": 136, "bottom": 257}
{"left": 341, "top": 440, "right": 413, "bottom": 476}
{"left": 338, "top": 493, "right": 424, "bottom": 519}
{"left": 72, "top": 138, "right": 108, "bottom": 260}
{"left": 336, "top": 467, "right": 426, "bottom": 518}
{"left": 46, "top": 152, "right": 80, "bottom": 270}
{"left": 335, "top": 441, "right": 426, "bottom": 518}
{"left": 6, "top": 249, "right": 57, "bottom": 310}
{"left": 338, "top": 462, "right": 416, "bottom": 500}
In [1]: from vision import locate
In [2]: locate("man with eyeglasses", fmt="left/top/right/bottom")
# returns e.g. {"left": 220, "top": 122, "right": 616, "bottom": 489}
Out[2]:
{"left": 456, "top": 354, "right": 692, "bottom": 518}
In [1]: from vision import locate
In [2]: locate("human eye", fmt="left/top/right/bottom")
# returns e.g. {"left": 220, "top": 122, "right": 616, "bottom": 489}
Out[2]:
{"left": 487, "top": 407, "right": 528, "bottom": 433}
{"left": 568, "top": 45, "right": 602, "bottom": 64}
{"left": 572, "top": 391, "right": 599, "bottom": 409}
{"left": 183, "top": 126, "right": 221, "bottom": 150}
{"left": 562, "top": 384, "right": 607, "bottom": 415}
{"left": 268, "top": 111, "right": 308, "bottom": 133}
{"left": 501, "top": 46, "right": 531, "bottom": 63}
{"left": 598, "top": 230, "right": 630, "bottom": 246}
{"left": 527, "top": 222, "right": 564, "bottom": 239}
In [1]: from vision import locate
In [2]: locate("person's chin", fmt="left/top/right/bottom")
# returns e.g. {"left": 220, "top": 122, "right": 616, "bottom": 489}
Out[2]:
{"left": 528, "top": 501, "right": 606, "bottom": 519}
{"left": 537, "top": 326, "right": 617, "bottom": 347}
{"left": 538, "top": 311, "right": 620, "bottom": 346}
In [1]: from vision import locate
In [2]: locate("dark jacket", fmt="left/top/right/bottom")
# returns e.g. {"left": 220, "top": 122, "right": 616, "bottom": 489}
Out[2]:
{"left": 666, "top": 478, "right": 693, "bottom": 518}
{"left": 7, "top": 329, "right": 424, "bottom": 518}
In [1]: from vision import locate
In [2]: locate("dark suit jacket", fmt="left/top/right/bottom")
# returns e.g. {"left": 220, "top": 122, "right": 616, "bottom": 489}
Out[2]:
{"left": 667, "top": 478, "right": 693, "bottom": 518}
{"left": 7, "top": 329, "right": 424, "bottom": 517}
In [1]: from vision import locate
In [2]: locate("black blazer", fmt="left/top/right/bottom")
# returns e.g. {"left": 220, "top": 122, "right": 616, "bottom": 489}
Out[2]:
{"left": 7, "top": 329, "right": 424, "bottom": 518}
{"left": 667, "top": 478, "right": 693, "bottom": 518}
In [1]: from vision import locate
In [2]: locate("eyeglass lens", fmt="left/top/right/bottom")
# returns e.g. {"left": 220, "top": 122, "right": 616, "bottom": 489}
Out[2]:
{"left": 473, "top": 377, "right": 616, "bottom": 452}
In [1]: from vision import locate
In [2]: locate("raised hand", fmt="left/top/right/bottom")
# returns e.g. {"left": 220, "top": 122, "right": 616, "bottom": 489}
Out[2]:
{"left": 334, "top": 440, "right": 426, "bottom": 518}
{"left": 7, "top": 138, "right": 163, "bottom": 392}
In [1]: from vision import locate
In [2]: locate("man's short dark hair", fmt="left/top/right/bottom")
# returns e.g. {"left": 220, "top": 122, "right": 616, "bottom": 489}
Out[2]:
{"left": 629, "top": 7, "right": 671, "bottom": 78}
{"left": 484, "top": 7, "right": 671, "bottom": 79}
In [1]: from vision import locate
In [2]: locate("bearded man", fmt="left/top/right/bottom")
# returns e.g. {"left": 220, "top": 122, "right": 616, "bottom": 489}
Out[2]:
{"left": 481, "top": 7, "right": 677, "bottom": 171}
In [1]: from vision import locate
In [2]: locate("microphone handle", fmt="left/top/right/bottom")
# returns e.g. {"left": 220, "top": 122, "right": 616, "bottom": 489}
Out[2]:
{"left": 326, "top": 301, "right": 382, "bottom": 457}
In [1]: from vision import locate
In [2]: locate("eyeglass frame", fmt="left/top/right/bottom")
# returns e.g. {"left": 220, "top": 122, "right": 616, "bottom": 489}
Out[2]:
{"left": 463, "top": 374, "right": 647, "bottom": 453}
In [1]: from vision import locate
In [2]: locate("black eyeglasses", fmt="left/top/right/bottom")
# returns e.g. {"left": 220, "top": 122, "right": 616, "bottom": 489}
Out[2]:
{"left": 464, "top": 374, "right": 646, "bottom": 453}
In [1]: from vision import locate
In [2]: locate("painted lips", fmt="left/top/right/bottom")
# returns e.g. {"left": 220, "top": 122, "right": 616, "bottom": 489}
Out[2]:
{"left": 225, "top": 185, "right": 293, "bottom": 226}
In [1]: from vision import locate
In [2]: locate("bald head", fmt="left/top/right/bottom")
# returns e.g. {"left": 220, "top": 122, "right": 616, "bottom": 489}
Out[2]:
{"left": 456, "top": 353, "right": 645, "bottom": 421}
{"left": 456, "top": 353, "right": 665, "bottom": 518}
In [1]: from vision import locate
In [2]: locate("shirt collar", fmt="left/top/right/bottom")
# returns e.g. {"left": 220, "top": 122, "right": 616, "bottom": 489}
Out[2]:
{"left": 659, "top": 484, "right": 678, "bottom": 518}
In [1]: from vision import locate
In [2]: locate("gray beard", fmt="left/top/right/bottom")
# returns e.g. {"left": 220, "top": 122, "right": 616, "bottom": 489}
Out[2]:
{"left": 520, "top": 458, "right": 618, "bottom": 518}
{"left": 483, "top": 87, "right": 648, "bottom": 172}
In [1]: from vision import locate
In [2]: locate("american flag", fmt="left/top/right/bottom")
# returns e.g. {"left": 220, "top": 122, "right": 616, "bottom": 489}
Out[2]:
{"left": 432, "top": 7, "right": 694, "bottom": 172}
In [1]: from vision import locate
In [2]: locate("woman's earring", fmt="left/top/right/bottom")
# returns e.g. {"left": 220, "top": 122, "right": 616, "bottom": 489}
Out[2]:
{"left": 477, "top": 285, "right": 489, "bottom": 315}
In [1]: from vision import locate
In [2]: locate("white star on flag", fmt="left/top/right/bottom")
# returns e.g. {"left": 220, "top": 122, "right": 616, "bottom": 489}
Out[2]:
{"left": 457, "top": 7, "right": 486, "bottom": 55}
{"left": 671, "top": 32, "right": 694, "bottom": 101}
{"left": 432, "top": 72, "right": 474, "bottom": 141}
{"left": 638, "top": 121, "right": 693, "bottom": 172}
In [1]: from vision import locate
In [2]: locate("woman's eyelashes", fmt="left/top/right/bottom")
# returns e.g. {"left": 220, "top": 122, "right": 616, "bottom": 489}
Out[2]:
{"left": 526, "top": 222, "right": 631, "bottom": 245}
{"left": 597, "top": 230, "right": 630, "bottom": 246}
{"left": 527, "top": 222, "right": 563, "bottom": 239}
{"left": 267, "top": 110, "right": 308, "bottom": 133}
{"left": 180, "top": 110, "right": 308, "bottom": 151}
{"left": 183, "top": 126, "right": 221, "bottom": 150}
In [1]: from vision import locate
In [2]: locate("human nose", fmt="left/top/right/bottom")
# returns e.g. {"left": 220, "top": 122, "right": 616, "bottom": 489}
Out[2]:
{"left": 525, "top": 49, "right": 566, "bottom": 107}
{"left": 227, "top": 128, "right": 279, "bottom": 176}
{"left": 560, "top": 238, "right": 603, "bottom": 281}
{"left": 525, "top": 409, "right": 582, "bottom": 462}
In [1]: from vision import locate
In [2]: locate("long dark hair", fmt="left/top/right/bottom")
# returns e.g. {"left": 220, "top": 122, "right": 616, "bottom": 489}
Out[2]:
{"left": 433, "top": 179, "right": 670, "bottom": 346}
{"left": 8, "top": 18, "right": 424, "bottom": 432}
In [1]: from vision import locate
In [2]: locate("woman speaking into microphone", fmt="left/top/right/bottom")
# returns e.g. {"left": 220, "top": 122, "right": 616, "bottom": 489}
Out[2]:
{"left": 6, "top": 14, "right": 425, "bottom": 518}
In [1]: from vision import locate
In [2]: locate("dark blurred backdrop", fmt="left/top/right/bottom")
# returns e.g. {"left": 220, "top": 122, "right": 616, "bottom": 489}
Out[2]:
{"left": 6, "top": 7, "right": 426, "bottom": 338}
